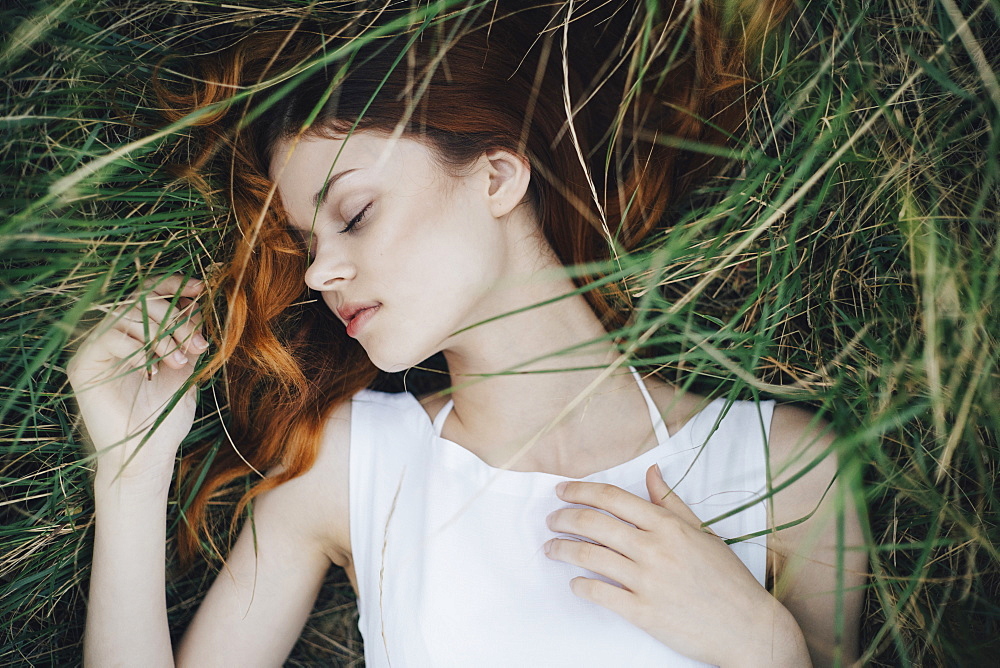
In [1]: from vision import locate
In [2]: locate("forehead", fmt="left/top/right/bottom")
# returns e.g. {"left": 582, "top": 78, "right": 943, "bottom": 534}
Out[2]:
{"left": 270, "top": 132, "right": 439, "bottom": 226}
{"left": 271, "top": 132, "right": 429, "bottom": 194}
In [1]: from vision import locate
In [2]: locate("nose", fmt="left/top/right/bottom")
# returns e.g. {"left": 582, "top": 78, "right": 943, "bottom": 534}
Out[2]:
{"left": 304, "top": 246, "right": 356, "bottom": 291}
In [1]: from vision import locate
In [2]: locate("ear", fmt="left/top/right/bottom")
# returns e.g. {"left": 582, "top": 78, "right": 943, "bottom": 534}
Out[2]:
{"left": 483, "top": 149, "right": 531, "bottom": 218}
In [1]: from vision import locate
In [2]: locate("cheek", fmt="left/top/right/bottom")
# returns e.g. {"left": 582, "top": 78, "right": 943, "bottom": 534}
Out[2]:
{"left": 409, "top": 234, "right": 495, "bottom": 302}
{"left": 360, "top": 233, "right": 498, "bottom": 370}
{"left": 371, "top": 180, "right": 502, "bottom": 318}
{"left": 380, "top": 201, "right": 480, "bottom": 285}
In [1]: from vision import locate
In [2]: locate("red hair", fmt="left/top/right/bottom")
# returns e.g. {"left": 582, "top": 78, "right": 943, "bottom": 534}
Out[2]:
{"left": 157, "top": 1, "right": 791, "bottom": 566}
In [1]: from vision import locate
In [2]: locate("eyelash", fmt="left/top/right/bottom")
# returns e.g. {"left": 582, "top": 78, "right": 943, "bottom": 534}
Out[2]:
{"left": 340, "top": 202, "right": 372, "bottom": 234}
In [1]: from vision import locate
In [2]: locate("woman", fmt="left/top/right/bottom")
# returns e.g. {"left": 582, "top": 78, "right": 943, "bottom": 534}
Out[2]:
{"left": 68, "top": 3, "right": 865, "bottom": 666}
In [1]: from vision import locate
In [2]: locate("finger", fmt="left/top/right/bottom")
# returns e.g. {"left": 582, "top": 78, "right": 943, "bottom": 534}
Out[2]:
{"left": 555, "top": 480, "right": 661, "bottom": 531}
{"left": 546, "top": 507, "right": 640, "bottom": 556}
{"left": 115, "top": 297, "right": 206, "bottom": 356}
{"left": 569, "top": 576, "right": 633, "bottom": 615}
{"left": 112, "top": 314, "right": 192, "bottom": 369}
{"left": 100, "top": 329, "right": 160, "bottom": 376}
{"left": 142, "top": 274, "right": 205, "bottom": 300}
{"left": 72, "top": 329, "right": 157, "bottom": 386}
{"left": 545, "top": 538, "right": 638, "bottom": 589}
{"left": 645, "top": 465, "right": 703, "bottom": 531}
{"left": 156, "top": 297, "right": 207, "bottom": 353}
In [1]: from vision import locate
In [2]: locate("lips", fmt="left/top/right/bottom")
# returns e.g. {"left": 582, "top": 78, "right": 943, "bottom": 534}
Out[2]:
{"left": 337, "top": 302, "right": 380, "bottom": 338}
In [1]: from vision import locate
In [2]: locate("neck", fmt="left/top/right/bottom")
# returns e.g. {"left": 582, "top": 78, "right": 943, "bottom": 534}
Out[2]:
{"left": 438, "top": 260, "right": 658, "bottom": 476}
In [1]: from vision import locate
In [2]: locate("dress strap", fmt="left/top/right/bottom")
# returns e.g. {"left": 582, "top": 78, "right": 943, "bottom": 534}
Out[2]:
{"left": 628, "top": 367, "right": 671, "bottom": 445}
{"left": 432, "top": 399, "right": 455, "bottom": 435}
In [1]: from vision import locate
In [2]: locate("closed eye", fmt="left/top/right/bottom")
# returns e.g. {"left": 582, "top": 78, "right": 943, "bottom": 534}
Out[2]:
{"left": 340, "top": 202, "right": 372, "bottom": 234}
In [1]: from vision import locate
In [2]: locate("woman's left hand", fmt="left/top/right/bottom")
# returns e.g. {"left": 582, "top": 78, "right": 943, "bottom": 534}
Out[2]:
{"left": 544, "top": 464, "right": 809, "bottom": 667}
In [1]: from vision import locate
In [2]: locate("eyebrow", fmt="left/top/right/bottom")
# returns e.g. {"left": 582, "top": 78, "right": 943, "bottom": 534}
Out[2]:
{"left": 312, "top": 168, "right": 359, "bottom": 209}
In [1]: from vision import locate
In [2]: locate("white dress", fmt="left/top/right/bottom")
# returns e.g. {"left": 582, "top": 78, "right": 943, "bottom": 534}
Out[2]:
{"left": 349, "top": 371, "right": 774, "bottom": 667}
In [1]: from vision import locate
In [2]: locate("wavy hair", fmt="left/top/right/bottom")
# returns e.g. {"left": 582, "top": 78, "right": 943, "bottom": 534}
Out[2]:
{"left": 157, "top": 0, "right": 791, "bottom": 565}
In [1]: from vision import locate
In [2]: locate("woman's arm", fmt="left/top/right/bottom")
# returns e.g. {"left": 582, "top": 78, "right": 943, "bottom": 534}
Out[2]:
{"left": 176, "top": 401, "right": 353, "bottom": 665}
{"left": 70, "top": 275, "right": 206, "bottom": 666}
{"left": 86, "top": 430, "right": 350, "bottom": 667}
{"left": 767, "top": 405, "right": 867, "bottom": 667}
{"left": 86, "top": 480, "right": 175, "bottom": 666}
{"left": 83, "top": 403, "right": 352, "bottom": 667}
{"left": 71, "top": 275, "right": 354, "bottom": 666}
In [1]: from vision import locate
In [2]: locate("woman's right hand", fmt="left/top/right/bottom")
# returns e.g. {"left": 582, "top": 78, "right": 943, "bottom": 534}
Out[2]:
{"left": 67, "top": 274, "right": 208, "bottom": 491}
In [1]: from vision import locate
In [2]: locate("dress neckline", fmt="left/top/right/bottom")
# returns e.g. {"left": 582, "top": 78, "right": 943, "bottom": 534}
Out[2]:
{"left": 408, "top": 368, "right": 702, "bottom": 494}
{"left": 431, "top": 366, "right": 671, "bottom": 445}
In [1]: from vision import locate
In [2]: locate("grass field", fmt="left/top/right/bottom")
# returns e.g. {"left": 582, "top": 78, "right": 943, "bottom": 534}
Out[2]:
{"left": 2, "top": 0, "right": 998, "bottom": 665}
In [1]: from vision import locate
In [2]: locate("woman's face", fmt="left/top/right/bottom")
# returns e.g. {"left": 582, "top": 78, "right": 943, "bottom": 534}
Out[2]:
{"left": 272, "top": 131, "right": 512, "bottom": 372}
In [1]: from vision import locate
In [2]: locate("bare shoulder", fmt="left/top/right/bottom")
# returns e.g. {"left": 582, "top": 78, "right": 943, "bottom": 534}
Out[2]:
{"left": 766, "top": 403, "right": 866, "bottom": 666}
{"left": 767, "top": 404, "right": 842, "bottom": 542}
{"left": 177, "top": 399, "right": 355, "bottom": 664}
{"left": 259, "top": 398, "right": 354, "bottom": 568}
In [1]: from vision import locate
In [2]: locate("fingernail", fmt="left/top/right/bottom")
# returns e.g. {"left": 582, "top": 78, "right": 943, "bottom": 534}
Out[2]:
{"left": 172, "top": 350, "right": 188, "bottom": 364}
{"left": 555, "top": 481, "right": 568, "bottom": 495}
{"left": 192, "top": 333, "right": 208, "bottom": 349}
{"left": 543, "top": 539, "right": 553, "bottom": 555}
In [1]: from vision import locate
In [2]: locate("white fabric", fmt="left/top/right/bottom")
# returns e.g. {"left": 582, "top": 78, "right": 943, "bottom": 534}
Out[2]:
{"left": 349, "top": 371, "right": 774, "bottom": 667}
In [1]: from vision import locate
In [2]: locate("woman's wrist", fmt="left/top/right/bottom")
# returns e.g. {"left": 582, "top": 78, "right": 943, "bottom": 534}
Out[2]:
{"left": 93, "top": 467, "right": 173, "bottom": 509}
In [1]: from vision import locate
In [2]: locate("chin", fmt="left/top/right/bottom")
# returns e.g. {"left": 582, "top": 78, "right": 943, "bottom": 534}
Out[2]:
{"left": 379, "top": 360, "right": 413, "bottom": 374}
{"left": 361, "top": 326, "right": 444, "bottom": 375}
{"left": 364, "top": 344, "right": 427, "bottom": 374}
